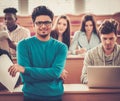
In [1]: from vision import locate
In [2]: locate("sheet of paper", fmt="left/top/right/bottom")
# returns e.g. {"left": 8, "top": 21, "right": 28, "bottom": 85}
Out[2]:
{"left": 0, "top": 54, "right": 19, "bottom": 92}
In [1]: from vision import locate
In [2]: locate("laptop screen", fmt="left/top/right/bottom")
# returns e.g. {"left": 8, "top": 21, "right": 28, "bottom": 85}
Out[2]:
{"left": 87, "top": 66, "right": 120, "bottom": 88}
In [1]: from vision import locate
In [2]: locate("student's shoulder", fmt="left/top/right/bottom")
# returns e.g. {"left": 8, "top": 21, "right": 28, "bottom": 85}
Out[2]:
{"left": 51, "top": 38, "right": 68, "bottom": 49}
{"left": 117, "top": 44, "right": 120, "bottom": 48}
{"left": 87, "top": 44, "right": 101, "bottom": 57}
{"left": 73, "top": 31, "right": 84, "bottom": 37}
{"left": 18, "top": 36, "right": 35, "bottom": 45}
{"left": 18, "top": 25, "right": 28, "bottom": 30}
{"left": 116, "top": 44, "right": 120, "bottom": 53}
{"left": 18, "top": 25, "right": 30, "bottom": 32}
{"left": 74, "top": 30, "right": 81, "bottom": 35}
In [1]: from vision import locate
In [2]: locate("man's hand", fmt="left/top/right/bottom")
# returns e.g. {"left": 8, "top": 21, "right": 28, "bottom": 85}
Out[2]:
{"left": 8, "top": 64, "right": 25, "bottom": 77}
{"left": 60, "top": 69, "right": 68, "bottom": 81}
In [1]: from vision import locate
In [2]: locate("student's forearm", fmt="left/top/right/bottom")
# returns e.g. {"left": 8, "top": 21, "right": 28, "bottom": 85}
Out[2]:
{"left": 7, "top": 38, "right": 16, "bottom": 50}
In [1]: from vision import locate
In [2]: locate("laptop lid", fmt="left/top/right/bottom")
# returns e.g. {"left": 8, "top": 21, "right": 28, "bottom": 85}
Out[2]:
{"left": 87, "top": 66, "right": 120, "bottom": 88}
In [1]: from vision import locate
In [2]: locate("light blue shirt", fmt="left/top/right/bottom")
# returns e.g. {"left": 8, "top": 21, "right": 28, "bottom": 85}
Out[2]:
{"left": 69, "top": 31, "right": 100, "bottom": 54}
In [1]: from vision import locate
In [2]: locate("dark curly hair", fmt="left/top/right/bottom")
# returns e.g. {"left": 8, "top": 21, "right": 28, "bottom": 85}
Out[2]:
{"left": 31, "top": 5, "right": 54, "bottom": 22}
{"left": 3, "top": 7, "right": 17, "bottom": 14}
{"left": 99, "top": 19, "right": 119, "bottom": 35}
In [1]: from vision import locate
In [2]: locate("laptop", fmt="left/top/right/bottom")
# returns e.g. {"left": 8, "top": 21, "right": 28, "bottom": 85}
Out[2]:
{"left": 87, "top": 66, "right": 120, "bottom": 88}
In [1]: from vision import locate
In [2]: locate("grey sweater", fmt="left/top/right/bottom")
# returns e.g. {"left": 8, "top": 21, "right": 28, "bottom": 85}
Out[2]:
{"left": 81, "top": 43, "right": 120, "bottom": 84}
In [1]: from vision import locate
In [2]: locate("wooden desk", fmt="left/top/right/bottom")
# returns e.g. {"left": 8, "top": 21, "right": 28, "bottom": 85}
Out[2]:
{"left": 0, "top": 85, "right": 23, "bottom": 101}
{"left": 64, "top": 55, "right": 84, "bottom": 84}
{"left": 1, "top": 84, "right": 120, "bottom": 101}
{"left": 63, "top": 84, "right": 120, "bottom": 101}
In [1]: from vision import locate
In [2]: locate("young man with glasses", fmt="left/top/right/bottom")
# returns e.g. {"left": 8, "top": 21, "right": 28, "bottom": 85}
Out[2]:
{"left": 8, "top": 6, "right": 68, "bottom": 101}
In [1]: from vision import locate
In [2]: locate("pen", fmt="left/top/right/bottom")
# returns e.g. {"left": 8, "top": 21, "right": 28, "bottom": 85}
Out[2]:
{"left": 78, "top": 41, "right": 82, "bottom": 48}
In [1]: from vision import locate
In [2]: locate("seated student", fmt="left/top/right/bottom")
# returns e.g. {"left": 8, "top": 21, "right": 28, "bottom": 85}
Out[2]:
{"left": 51, "top": 15, "right": 71, "bottom": 49}
{"left": 69, "top": 14, "right": 100, "bottom": 55}
{"left": 0, "top": 23, "right": 16, "bottom": 55}
{"left": 81, "top": 19, "right": 120, "bottom": 84}
{"left": 3, "top": 7, "right": 30, "bottom": 43}
{"left": 3, "top": 7, "right": 30, "bottom": 57}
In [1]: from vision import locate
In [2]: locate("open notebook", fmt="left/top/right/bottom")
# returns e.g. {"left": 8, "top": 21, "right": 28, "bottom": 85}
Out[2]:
{"left": 87, "top": 66, "right": 120, "bottom": 88}
{"left": 0, "top": 54, "right": 19, "bottom": 92}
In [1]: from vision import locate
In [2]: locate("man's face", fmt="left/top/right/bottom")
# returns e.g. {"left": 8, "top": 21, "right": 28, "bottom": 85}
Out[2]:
{"left": 34, "top": 15, "right": 52, "bottom": 40}
{"left": 100, "top": 32, "right": 117, "bottom": 54}
{"left": 4, "top": 13, "right": 17, "bottom": 29}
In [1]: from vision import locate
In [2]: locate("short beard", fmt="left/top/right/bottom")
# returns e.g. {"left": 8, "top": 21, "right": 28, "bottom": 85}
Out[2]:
{"left": 38, "top": 33, "right": 49, "bottom": 38}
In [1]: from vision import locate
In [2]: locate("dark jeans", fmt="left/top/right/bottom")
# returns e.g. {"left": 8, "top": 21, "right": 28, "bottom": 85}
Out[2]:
{"left": 24, "top": 96, "right": 62, "bottom": 101}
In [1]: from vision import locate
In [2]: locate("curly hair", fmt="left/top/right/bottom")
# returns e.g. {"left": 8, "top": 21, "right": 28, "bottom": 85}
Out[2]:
{"left": 31, "top": 6, "right": 54, "bottom": 22}
{"left": 3, "top": 7, "right": 17, "bottom": 14}
{"left": 99, "top": 19, "right": 119, "bottom": 35}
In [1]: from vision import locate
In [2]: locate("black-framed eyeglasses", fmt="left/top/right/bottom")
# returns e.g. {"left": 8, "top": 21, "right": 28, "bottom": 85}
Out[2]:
{"left": 35, "top": 21, "right": 52, "bottom": 27}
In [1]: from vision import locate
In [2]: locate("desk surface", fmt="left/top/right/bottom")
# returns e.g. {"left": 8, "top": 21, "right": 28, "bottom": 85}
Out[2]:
{"left": 1, "top": 84, "right": 120, "bottom": 101}
{"left": 63, "top": 84, "right": 120, "bottom": 101}
{"left": 1, "top": 84, "right": 120, "bottom": 94}
{"left": 64, "top": 84, "right": 120, "bottom": 93}
{"left": 67, "top": 54, "right": 84, "bottom": 59}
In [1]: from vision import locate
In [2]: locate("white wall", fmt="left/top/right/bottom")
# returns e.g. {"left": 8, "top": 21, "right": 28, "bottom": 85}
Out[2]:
{"left": 28, "top": 0, "right": 74, "bottom": 16}
{"left": 0, "top": 0, "right": 120, "bottom": 16}
{"left": 84, "top": 0, "right": 120, "bottom": 15}
{"left": 28, "top": 0, "right": 120, "bottom": 15}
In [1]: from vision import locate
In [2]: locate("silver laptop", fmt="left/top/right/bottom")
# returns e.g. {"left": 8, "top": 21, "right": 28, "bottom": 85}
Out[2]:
{"left": 87, "top": 66, "right": 120, "bottom": 88}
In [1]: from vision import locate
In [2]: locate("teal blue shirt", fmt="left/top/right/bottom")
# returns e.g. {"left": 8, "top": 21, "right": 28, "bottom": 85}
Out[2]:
{"left": 17, "top": 36, "right": 68, "bottom": 100}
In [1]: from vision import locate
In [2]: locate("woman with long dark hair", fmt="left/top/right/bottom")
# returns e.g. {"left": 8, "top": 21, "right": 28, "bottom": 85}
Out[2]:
{"left": 51, "top": 15, "right": 71, "bottom": 49}
{"left": 69, "top": 14, "right": 100, "bottom": 55}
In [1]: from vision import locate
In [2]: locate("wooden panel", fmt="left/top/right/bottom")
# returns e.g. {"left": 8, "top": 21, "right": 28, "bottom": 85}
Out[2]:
{"left": 64, "top": 55, "right": 84, "bottom": 84}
